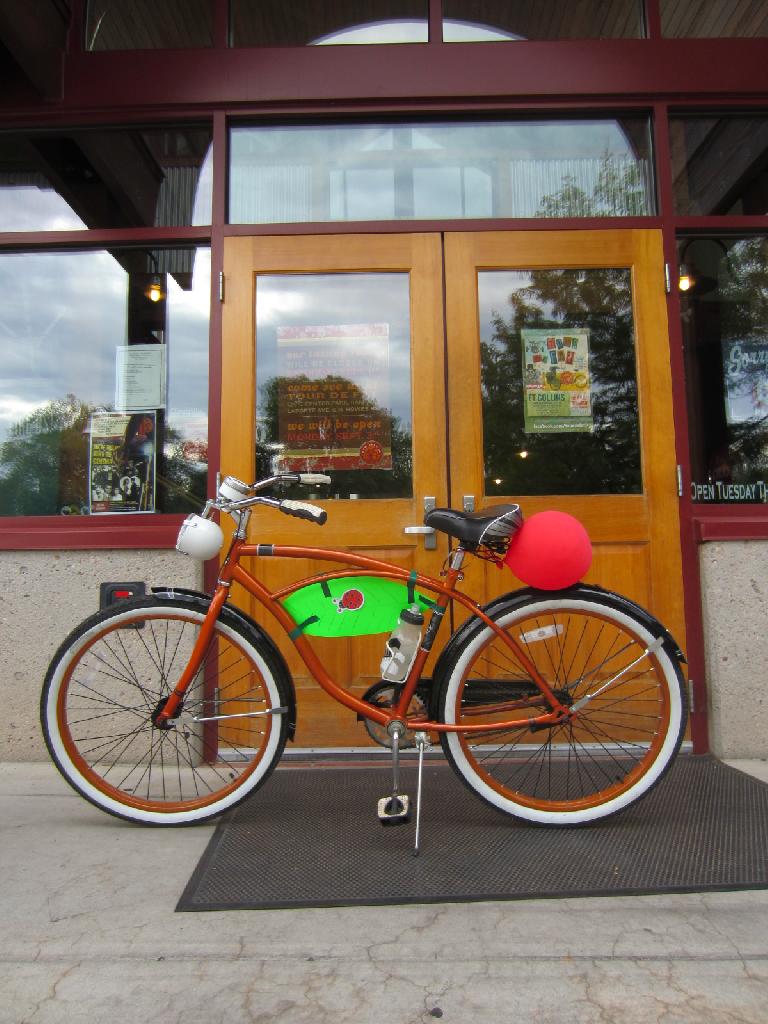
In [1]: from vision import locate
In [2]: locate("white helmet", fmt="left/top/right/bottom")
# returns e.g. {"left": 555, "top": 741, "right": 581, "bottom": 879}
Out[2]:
{"left": 176, "top": 514, "right": 223, "bottom": 560}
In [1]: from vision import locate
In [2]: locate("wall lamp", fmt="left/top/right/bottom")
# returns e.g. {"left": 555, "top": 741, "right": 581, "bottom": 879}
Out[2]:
{"left": 678, "top": 263, "right": 695, "bottom": 292}
{"left": 145, "top": 275, "right": 165, "bottom": 303}
{"left": 677, "top": 238, "right": 731, "bottom": 294}
{"left": 144, "top": 253, "right": 166, "bottom": 303}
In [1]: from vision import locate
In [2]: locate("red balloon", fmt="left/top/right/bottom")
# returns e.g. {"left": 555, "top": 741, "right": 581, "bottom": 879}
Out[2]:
{"left": 504, "top": 511, "right": 592, "bottom": 590}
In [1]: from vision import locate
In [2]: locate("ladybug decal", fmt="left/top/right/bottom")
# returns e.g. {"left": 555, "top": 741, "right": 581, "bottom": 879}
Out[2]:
{"left": 333, "top": 588, "right": 365, "bottom": 613}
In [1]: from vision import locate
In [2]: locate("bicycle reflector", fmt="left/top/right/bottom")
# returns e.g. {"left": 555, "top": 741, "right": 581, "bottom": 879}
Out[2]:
{"left": 504, "top": 510, "right": 592, "bottom": 590}
{"left": 176, "top": 514, "right": 224, "bottom": 560}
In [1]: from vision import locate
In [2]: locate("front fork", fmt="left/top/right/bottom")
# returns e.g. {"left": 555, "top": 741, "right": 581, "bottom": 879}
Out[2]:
{"left": 151, "top": 585, "right": 230, "bottom": 727}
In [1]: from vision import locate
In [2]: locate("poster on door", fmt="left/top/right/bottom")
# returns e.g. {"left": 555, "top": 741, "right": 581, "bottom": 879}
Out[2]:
{"left": 521, "top": 328, "right": 593, "bottom": 434}
{"left": 276, "top": 323, "right": 392, "bottom": 471}
{"left": 722, "top": 338, "right": 768, "bottom": 424}
{"left": 88, "top": 411, "right": 156, "bottom": 513}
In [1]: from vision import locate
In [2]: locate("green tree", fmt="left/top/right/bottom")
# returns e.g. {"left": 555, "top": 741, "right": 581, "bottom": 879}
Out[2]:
{"left": 537, "top": 153, "right": 650, "bottom": 219}
{"left": 712, "top": 238, "right": 768, "bottom": 484}
{"left": 0, "top": 394, "right": 206, "bottom": 516}
{"left": 257, "top": 375, "right": 413, "bottom": 498}
{"left": 481, "top": 157, "right": 644, "bottom": 496}
{"left": 0, "top": 394, "right": 90, "bottom": 515}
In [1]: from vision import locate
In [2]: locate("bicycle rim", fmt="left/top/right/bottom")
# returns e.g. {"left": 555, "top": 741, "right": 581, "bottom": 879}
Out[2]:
{"left": 42, "top": 601, "right": 287, "bottom": 824}
{"left": 440, "top": 596, "right": 685, "bottom": 825}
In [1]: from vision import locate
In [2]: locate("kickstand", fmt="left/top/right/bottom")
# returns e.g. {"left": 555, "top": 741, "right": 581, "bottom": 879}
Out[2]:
{"left": 413, "top": 731, "right": 431, "bottom": 857}
{"left": 377, "top": 723, "right": 411, "bottom": 825}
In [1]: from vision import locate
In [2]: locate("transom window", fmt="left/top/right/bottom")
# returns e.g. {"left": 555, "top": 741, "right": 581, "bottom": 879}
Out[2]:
{"left": 229, "top": 117, "right": 654, "bottom": 225}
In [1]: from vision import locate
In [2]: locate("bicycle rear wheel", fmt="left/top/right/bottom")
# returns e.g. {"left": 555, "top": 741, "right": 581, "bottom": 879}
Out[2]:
{"left": 437, "top": 591, "right": 687, "bottom": 825}
{"left": 41, "top": 596, "right": 291, "bottom": 825}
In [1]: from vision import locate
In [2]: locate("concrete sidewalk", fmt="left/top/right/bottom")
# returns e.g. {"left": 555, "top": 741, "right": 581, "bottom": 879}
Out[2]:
{"left": 2, "top": 761, "right": 768, "bottom": 1024}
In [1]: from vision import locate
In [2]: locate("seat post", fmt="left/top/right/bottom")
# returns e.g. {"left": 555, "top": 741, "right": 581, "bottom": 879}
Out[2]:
{"left": 450, "top": 547, "right": 466, "bottom": 572}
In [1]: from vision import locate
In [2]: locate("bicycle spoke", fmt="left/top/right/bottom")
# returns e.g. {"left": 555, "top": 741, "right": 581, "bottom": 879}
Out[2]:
{"left": 48, "top": 601, "right": 287, "bottom": 819}
{"left": 443, "top": 596, "right": 683, "bottom": 821}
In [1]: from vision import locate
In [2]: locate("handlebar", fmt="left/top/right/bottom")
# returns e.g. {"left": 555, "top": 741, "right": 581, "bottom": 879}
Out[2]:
{"left": 279, "top": 499, "right": 328, "bottom": 525}
{"left": 296, "top": 473, "right": 332, "bottom": 486}
{"left": 205, "top": 472, "right": 331, "bottom": 527}
{"left": 252, "top": 472, "right": 332, "bottom": 491}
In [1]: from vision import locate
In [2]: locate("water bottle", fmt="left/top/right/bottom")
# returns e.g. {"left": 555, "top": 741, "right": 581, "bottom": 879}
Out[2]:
{"left": 380, "top": 605, "right": 424, "bottom": 683}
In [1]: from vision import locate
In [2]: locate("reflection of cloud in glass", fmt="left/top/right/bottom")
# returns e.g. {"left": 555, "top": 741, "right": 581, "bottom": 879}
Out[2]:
{"left": 0, "top": 396, "right": 51, "bottom": 430}
{"left": 331, "top": 168, "right": 395, "bottom": 220}
{"left": 166, "top": 251, "right": 211, "bottom": 441}
{"left": 442, "top": 20, "right": 520, "bottom": 41}
{"left": 254, "top": 285, "right": 308, "bottom": 326}
{"left": 309, "top": 17, "right": 518, "bottom": 45}
{"left": 479, "top": 271, "right": 537, "bottom": 337}
{"left": 0, "top": 248, "right": 210, "bottom": 446}
{"left": 231, "top": 119, "right": 649, "bottom": 224}
{"left": 256, "top": 273, "right": 412, "bottom": 426}
{"left": 191, "top": 146, "right": 214, "bottom": 226}
{"left": 311, "top": 20, "right": 427, "bottom": 44}
{"left": 0, "top": 187, "right": 85, "bottom": 232}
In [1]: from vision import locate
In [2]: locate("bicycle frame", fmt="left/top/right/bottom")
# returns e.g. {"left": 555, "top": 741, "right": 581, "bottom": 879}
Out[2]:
{"left": 155, "top": 537, "right": 571, "bottom": 735}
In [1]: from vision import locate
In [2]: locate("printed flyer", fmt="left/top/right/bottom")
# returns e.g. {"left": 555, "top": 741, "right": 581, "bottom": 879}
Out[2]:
{"left": 89, "top": 411, "right": 156, "bottom": 514}
{"left": 276, "top": 323, "right": 392, "bottom": 471}
{"left": 521, "top": 328, "right": 593, "bottom": 434}
{"left": 115, "top": 344, "right": 167, "bottom": 411}
{"left": 722, "top": 338, "right": 768, "bottom": 425}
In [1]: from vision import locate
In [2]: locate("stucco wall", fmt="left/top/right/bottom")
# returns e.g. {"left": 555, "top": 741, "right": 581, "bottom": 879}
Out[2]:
{"left": 0, "top": 550, "right": 202, "bottom": 761}
{"left": 700, "top": 540, "right": 768, "bottom": 759}
{"left": 3, "top": 542, "right": 766, "bottom": 762}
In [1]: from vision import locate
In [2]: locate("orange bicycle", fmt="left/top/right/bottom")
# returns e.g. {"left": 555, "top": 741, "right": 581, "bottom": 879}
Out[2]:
{"left": 41, "top": 472, "right": 687, "bottom": 839}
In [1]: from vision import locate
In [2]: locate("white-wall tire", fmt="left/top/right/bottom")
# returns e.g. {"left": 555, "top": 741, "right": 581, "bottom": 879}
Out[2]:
{"left": 41, "top": 597, "right": 290, "bottom": 825}
{"left": 437, "top": 593, "right": 686, "bottom": 826}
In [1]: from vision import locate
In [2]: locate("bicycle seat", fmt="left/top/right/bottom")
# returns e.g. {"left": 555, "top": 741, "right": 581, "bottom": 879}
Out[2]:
{"left": 424, "top": 504, "right": 522, "bottom": 549}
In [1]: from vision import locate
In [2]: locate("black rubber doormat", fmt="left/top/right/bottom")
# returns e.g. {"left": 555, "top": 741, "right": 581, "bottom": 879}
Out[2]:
{"left": 177, "top": 756, "right": 768, "bottom": 911}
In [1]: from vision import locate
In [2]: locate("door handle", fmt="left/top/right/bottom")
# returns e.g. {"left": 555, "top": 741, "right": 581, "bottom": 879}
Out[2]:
{"left": 404, "top": 524, "right": 437, "bottom": 551}
{"left": 404, "top": 497, "right": 437, "bottom": 550}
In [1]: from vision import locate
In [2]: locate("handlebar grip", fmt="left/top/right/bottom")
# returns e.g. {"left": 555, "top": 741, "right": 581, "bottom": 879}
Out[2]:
{"left": 279, "top": 499, "right": 328, "bottom": 525}
{"left": 298, "top": 473, "right": 332, "bottom": 485}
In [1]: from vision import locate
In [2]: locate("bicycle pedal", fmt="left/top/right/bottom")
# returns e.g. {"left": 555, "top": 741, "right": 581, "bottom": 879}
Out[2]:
{"left": 377, "top": 794, "right": 411, "bottom": 825}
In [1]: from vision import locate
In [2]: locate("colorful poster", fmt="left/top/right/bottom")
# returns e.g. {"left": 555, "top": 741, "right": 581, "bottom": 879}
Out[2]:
{"left": 521, "top": 328, "right": 593, "bottom": 434}
{"left": 722, "top": 339, "right": 768, "bottom": 425}
{"left": 276, "top": 323, "right": 392, "bottom": 471}
{"left": 89, "top": 411, "right": 156, "bottom": 514}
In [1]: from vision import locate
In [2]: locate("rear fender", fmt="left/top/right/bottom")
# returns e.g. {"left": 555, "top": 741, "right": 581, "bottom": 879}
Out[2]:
{"left": 429, "top": 582, "right": 686, "bottom": 720}
{"left": 151, "top": 587, "right": 297, "bottom": 740}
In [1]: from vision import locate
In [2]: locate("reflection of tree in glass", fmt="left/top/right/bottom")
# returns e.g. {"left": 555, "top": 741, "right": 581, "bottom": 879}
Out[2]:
{"left": 483, "top": 161, "right": 643, "bottom": 497}
{"left": 0, "top": 393, "right": 206, "bottom": 516}
{"left": 159, "top": 431, "right": 208, "bottom": 512}
{"left": 482, "top": 270, "right": 641, "bottom": 496}
{"left": 537, "top": 153, "right": 650, "bottom": 218}
{"left": 717, "top": 239, "right": 768, "bottom": 484}
{"left": 0, "top": 395, "right": 90, "bottom": 515}
{"left": 257, "top": 375, "right": 412, "bottom": 498}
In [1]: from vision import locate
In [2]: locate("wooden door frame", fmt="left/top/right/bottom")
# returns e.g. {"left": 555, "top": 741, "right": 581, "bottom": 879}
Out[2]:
{"left": 220, "top": 232, "right": 449, "bottom": 548}
{"left": 219, "top": 227, "right": 695, "bottom": 750}
{"left": 219, "top": 232, "right": 452, "bottom": 746}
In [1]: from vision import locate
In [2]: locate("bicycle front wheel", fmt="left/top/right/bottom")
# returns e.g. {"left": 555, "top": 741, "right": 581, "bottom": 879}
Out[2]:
{"left": 41, "top": 597, "right": 291, "bottom": 825}
{"left": 437, "top": 591, "right": 687, "bottom": 825}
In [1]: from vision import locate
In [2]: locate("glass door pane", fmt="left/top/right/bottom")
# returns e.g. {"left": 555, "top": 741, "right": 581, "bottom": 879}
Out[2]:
{"left": 255, "top": 272, "right": 413, "bottom": 498}
{"left": 478, "top": 267, "right": 641, "bottom": 497}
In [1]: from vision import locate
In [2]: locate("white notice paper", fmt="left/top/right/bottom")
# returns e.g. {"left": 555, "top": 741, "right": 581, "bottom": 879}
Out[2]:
{"left": 115, "top": 345, "right": 167, "bottom": 410}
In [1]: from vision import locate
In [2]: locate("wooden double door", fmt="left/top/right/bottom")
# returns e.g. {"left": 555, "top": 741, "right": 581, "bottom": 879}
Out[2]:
{"left": 221, "top": 230, "right": 685, "bottom": 747}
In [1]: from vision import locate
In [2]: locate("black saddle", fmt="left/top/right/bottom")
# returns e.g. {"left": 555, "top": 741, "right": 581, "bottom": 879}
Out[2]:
{"left": 424, "top": 504, "right": 522, "bottom": 549}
